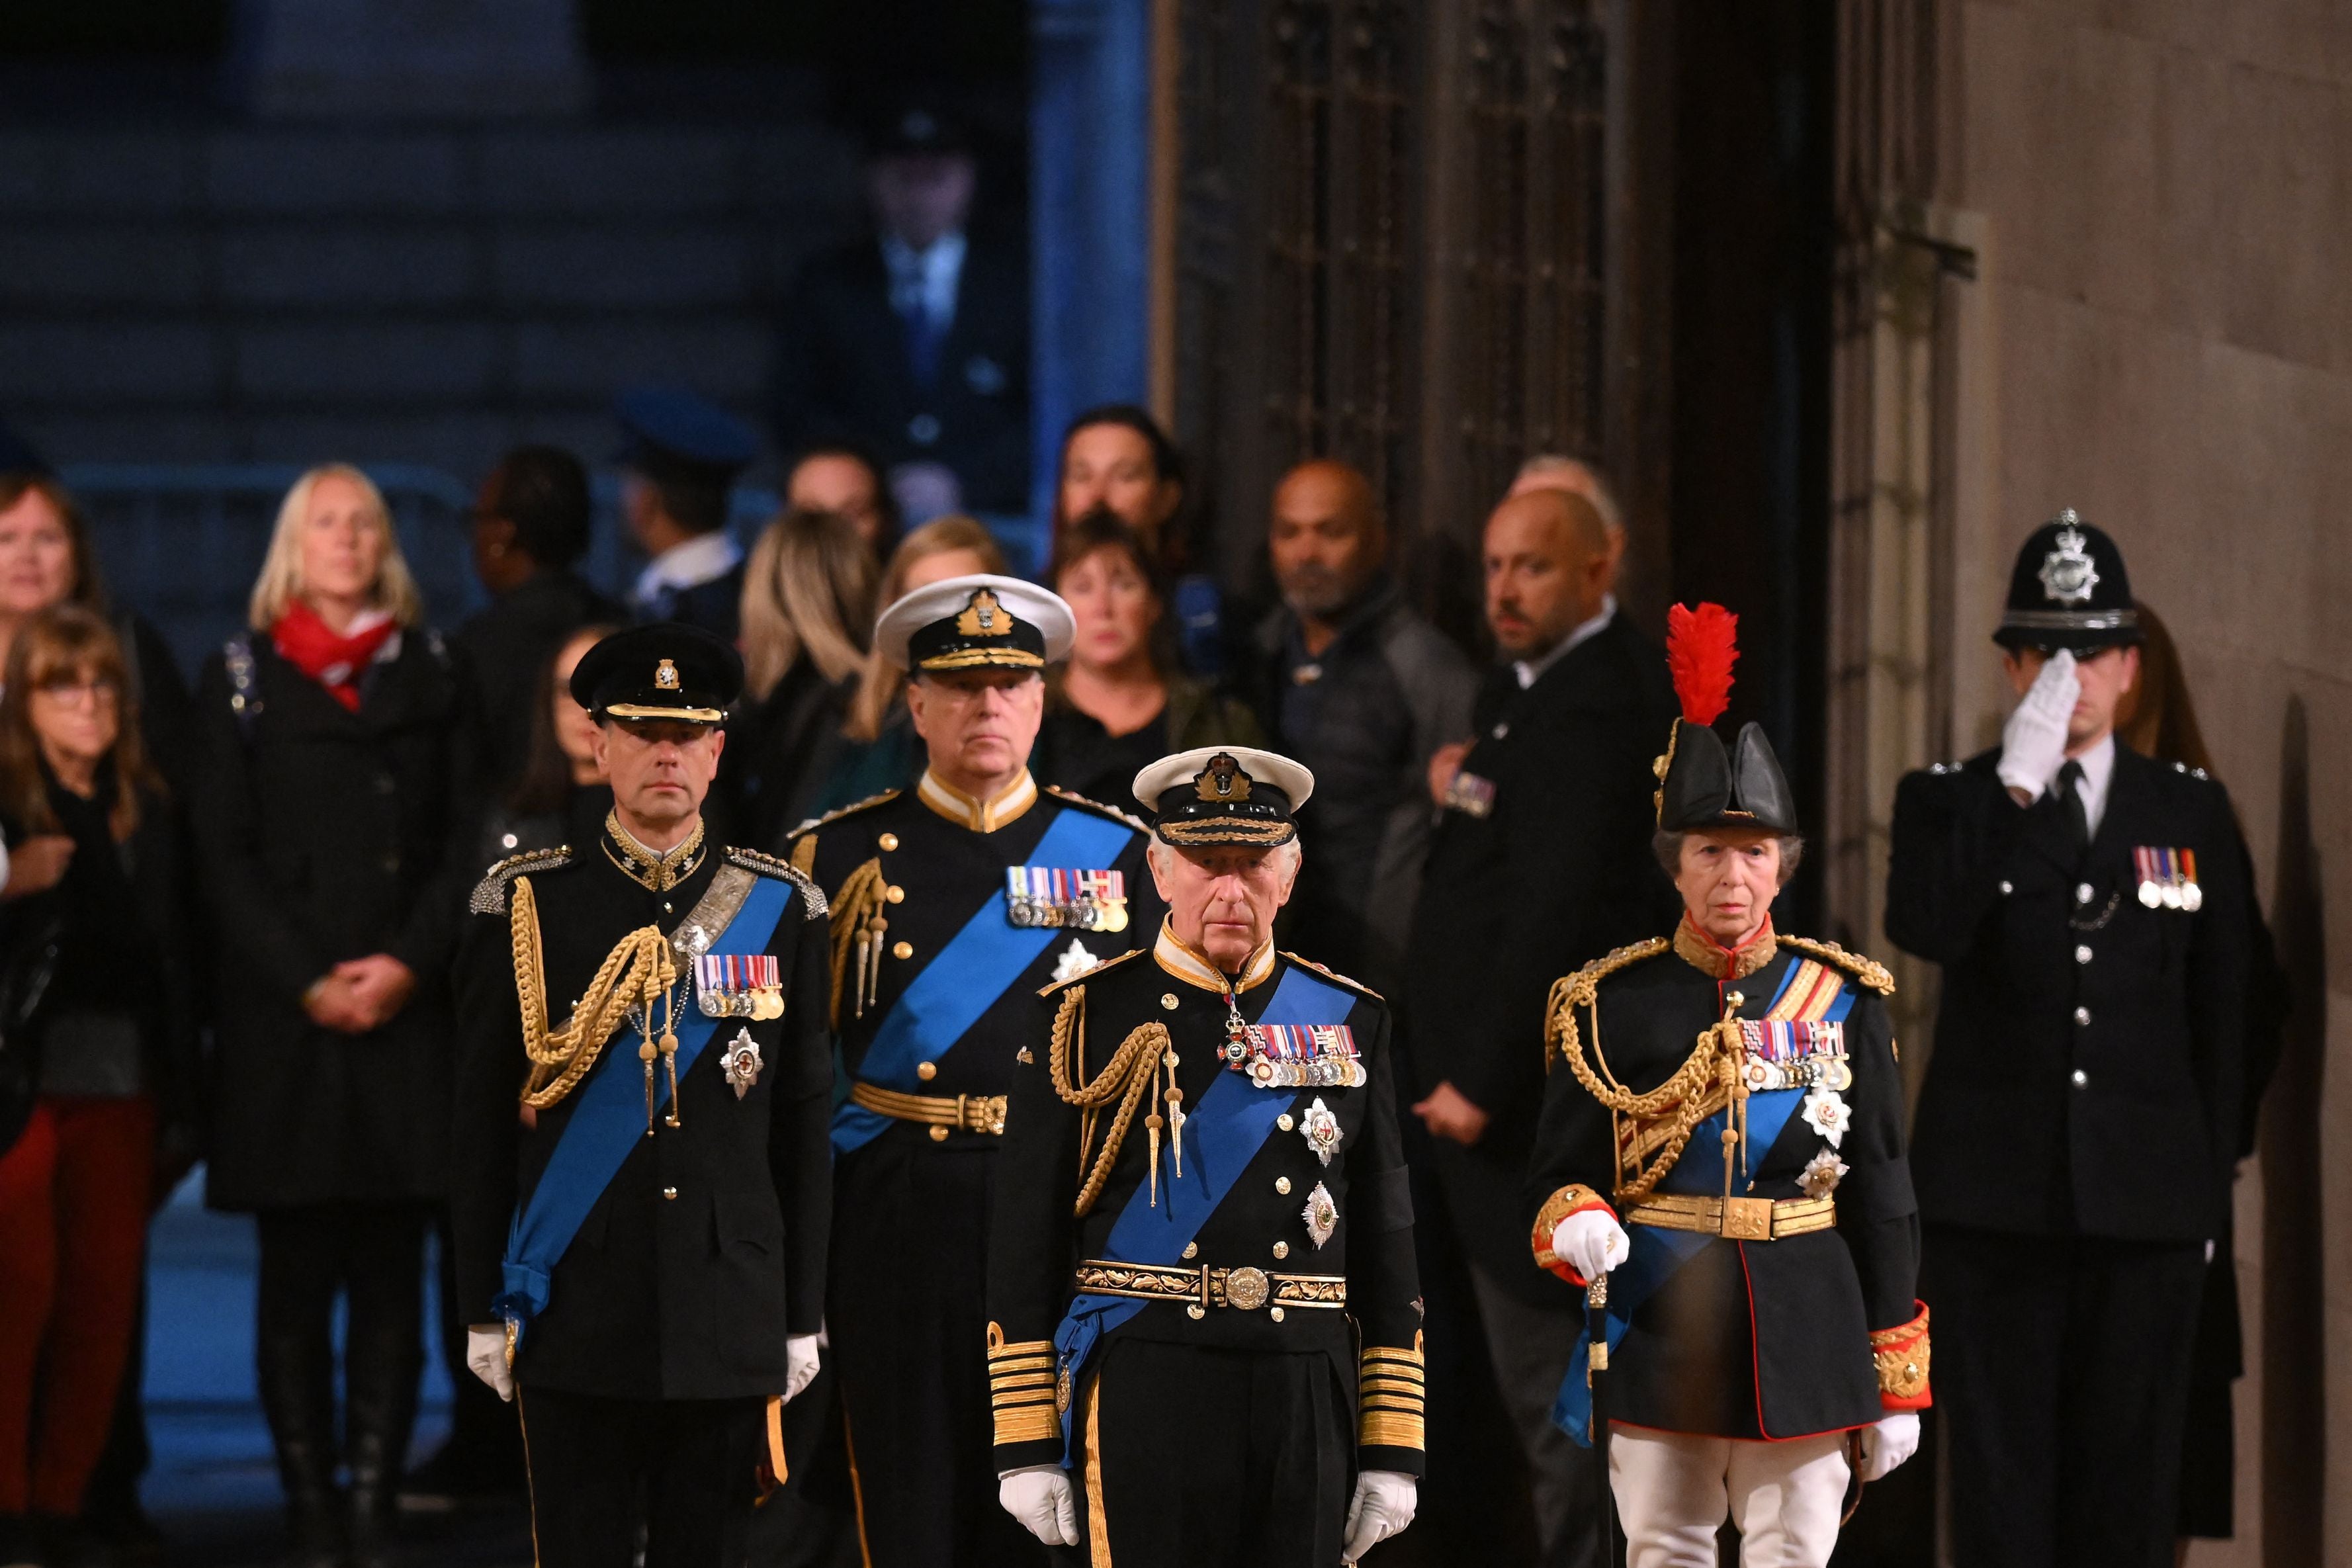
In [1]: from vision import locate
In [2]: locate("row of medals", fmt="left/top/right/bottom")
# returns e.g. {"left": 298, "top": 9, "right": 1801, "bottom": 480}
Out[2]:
{"left": 2140, "top": 877, "right": 2202, "bottom": 911}
{"left": 699, "top": 984, "right": 785, "bottom": 1020}
{"left": 1219, "top": 1016, "right": 1366, "bottom": 1090}
{"left": 1006, "top": 893, "right": 1129, "bottom": 933}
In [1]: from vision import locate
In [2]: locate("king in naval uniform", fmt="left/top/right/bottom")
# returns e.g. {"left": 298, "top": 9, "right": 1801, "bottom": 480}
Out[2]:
{"left": 1523, "top": 605, "right": 1927, "bottom": 1567}
{"left": 448, "top": 623, "right": 834, "bottom": 1567}
{"left": 789, "top": 574, "right": 1158, "bottom": 1567}
{"left": 986, "top": 746, "right": 1423, "bottom": 1567}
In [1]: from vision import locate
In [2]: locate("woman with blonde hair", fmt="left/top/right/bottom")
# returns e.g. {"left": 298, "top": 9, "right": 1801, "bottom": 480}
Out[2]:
{"left": 720, "top": 507, "right": 877, "bottom": 848}
{"left": 189, "top": 463, "right": 472, "bottom": 1568}
{"left": 813, "top": 515, "right": 1006, "bottom": 812}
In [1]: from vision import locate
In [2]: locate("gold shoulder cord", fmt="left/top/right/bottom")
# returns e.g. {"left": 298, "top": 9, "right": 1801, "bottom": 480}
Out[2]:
{"left": 826, "top": 857, "right": 888, "bottom": 1027}
{"left": 1048, "top": 986, "right": 1178, "bottom": 1217}
{"left": 1776, "top": 934, "right": 1896, "bottom": 995}
{"left": 509, "top": 875, "right": 683, "bottom": 1133}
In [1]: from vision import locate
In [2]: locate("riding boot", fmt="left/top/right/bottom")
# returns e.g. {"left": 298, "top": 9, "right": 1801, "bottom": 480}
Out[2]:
{"left": 341, "top": 1220, "right": 424, "bottom": 1568}
{"left": 255, "top": 1213, "right": 343, "bottom": 1568}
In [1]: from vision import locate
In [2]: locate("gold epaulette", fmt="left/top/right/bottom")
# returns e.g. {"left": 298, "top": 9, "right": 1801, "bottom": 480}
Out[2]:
{"left": 1043, "top": 784, "right": 1150, "bottom": 836}
{"left": 1775, "top": 935, "right": 1895, "bottom": 996}
{"left": 724, "top": 847, "right": 828, "bottom": 919}
{"left": 783, "top": 789, "right": 903, "bottom": 849}
{"left": 468, "top": 846, "right": 573, "bottom": 916}
{"left": 1542, "top": 938, "right": 1671, "bottom": 1068}
{"left": 1037, "top": 945, "right": 1145, "bottom": 996}
{"left": 1279, "top": 951, "right": 1382, "bottom": 1001}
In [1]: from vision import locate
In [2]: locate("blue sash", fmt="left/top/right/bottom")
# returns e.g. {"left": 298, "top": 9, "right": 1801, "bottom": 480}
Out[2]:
{"left": 1049, "top": 963, "right": 1354, "bottom": 1461}
{"left": 1551, "top": 962, "right": 1858, "bottom": 1445}
{"left": 831, "top": 806, "right": 1135, "bottom": 1155}
{"left": 495, "top": 875, "right": 796, "bottom": 1340}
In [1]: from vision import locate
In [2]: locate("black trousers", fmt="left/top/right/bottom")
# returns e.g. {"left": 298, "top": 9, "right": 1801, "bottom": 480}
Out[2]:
{"left": 1078, "top": 1339, "right": 1353, "bottom": 1568}
{"left": 518, "top": 1387, "right": 763, "bottom": 1568}
{"left": 1924, "top": 1224, "right": 2204, "bottom": 1568}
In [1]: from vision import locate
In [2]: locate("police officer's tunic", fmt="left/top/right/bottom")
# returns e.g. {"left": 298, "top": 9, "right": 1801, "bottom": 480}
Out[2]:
{"left": 986, "top": 925, "right": 1425, "bottom": 1566}
{"left": 449, "top": 822, "right": 833, "bottom": 1567}
{"left": 796, "top": 770, "right": 1154, "bottom": 1568}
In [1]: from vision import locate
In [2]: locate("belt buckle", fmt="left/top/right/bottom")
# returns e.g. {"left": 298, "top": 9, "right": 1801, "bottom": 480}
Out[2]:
{"left": 1720, "top": 1196, "right": 1775, "bottom": 1241}
{"left": 1225, "top": 1266, "right": 1270, "bottom": 1311}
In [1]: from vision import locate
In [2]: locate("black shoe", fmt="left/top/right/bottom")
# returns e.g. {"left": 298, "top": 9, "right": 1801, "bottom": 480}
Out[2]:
{"left": 397, "top": 1436, "right": 527, "bottom": 1512}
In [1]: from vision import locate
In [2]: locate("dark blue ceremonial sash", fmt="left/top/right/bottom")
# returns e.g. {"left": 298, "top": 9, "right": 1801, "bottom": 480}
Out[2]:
{"left": 1047, "top": 962, "right": 1354, "bottom": 1461}
{"left": 830, "top": 805, "right": 1134, "bottom": 1155}
{"left": 495, "top": 875, "right": 797, "bottom": 1340}
{"left": 1551, "top": 961, "right": 1858, "bottom": 1445}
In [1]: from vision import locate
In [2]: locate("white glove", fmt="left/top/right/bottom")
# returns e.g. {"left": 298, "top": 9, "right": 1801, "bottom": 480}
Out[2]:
{"left": 1996, "top": 649, "right": 2079, "bottom": 798}
{"left": 1856, "top": 1411, "right": 1919, "bottom": 1481}
{"left": 999, "top": 1465, "right": 1078, "bottom": 1547}
{"left": 1550, "top": 1210, "right": 1631, "bottom": 1282}
{"left": 1342, "top": 1469, "right": 1418, "bottom": 1561}
{"left": 466, "top": 1325, "right": 514, "bottom": 1403}
{"left": 783, "top": 1334, "right": 821, "bottom": 1403}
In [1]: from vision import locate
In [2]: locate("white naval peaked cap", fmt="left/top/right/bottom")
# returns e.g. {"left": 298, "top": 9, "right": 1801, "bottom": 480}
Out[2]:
{"left": 871, "top": 572, "right": 1075, "bottom": 672}
{"left": 1133, "top": 746, "right": 1316, "bottom": 848}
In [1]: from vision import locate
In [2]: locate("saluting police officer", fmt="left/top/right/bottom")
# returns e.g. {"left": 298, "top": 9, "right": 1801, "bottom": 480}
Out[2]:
{"left": 790, "top": 575, "right": 1156, "bottom": 1567}
{"left": 1887, "top": 515, "right": 2251, "bottom": 1568}
{"left": 449, "top": 625, "right": 834, "bottom": 1568}
{"left": 986, "top": 746, "right": 1422, "bottom": 1566}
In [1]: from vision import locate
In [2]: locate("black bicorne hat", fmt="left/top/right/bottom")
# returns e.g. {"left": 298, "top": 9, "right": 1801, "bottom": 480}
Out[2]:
{"left": 1133, "top": 747, "right": 1315, "bottom": 848}
{"left": 1653, "top": 603, "right": 1800, "bottom": 836}
{"left": 569, "top": 622, "right": 742, "bottom": 725}
{"left": 1993, "top": 509, "right": 2140, "bottom": 653}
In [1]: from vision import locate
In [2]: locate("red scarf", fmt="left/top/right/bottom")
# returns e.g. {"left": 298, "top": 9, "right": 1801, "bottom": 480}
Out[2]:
{"left": 271, "top": 600, "right": 398, "bottom": 711}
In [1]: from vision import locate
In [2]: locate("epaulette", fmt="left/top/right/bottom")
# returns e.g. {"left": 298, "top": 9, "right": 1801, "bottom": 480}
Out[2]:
{"left": 469, "top": 846, "right": 573, "bottom": 916}
{"left": 783, "top": 789, "right": 902, "bottom": 844}
{"left": 2167, "top": 760, "right": 2214, "bottom": 783}
{"left": 1279, "top": 951, "right": 1383, "bottom": 1001}
{"left": 1776, "top": 934, "right": 1895, "bottom": 996}
{"left": 1044, "top": 784, "right": 1150, "bottom": 836}
{"left": 1544, "top": 937, "right": 1671, "bottom": 1070}
{"left": 724, "top": 847, "right": 828, "bottom": 920}
{"left": 1037, "top": 945, "right": 1146, "bottom": 996}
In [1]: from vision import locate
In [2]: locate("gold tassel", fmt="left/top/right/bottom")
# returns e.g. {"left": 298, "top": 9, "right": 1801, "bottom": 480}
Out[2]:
{"left": 1146, "top": 1113, "right": 1162, "bottom": 1208}
{"left": 662, "top": 1032, "right": 682, "bottom": 1129}
{"left": 640, "top": 1037, "right": 659, "bottom": 1135}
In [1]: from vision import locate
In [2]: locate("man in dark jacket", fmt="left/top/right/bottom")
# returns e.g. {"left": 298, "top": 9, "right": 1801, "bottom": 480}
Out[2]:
{"left": 769, "top": 103, "right": 1028, "bottom": 518}
{"left": 1403, "top": 486, "right": 1677, "bottom": 1567}
{"left": 618, "top": 389, "right": 756, "bottom": 642}
{"left": 1249, "top": 460, "right": 1475, "bottom": 998}
{"left": 1886, "top": 513, "right": 2251, "bottom": 1568}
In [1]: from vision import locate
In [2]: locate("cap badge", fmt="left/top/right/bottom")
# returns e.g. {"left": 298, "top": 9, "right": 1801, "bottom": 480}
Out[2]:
{"left": 2036, "top": 510, "right": 2100, "bottom": 607}
{"left": 655, "top": 658, "right": 680, "bottom": 690}
{"left": 956, "top": 588, "right": 1006, "bottom": 637}
{"left": 1196, "top": 752, "right": 1251, "bottom": 803}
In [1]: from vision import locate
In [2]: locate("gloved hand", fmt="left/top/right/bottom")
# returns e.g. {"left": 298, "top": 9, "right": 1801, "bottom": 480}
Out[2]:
{"left": 466, "top": 1325, "right": 513, "bottom": 1403}
{"left": 1550, "top": 1209, "right": 1631, "bottom": 1283}
{"left": 999, "top": 1465, "right": 1078, "bottom": 1547}
{"left": 1997, "top": 649, "right": 2079, "bottom": 799}
{"left": 1856, "top": 1411, "right": 1920, "bottom": 1481}
{"left": 783, "top": 1334, "right": 821, "bottom": 1403}
{"left": 1342, "top": 1469, "right": 1418, "bottom": 1562}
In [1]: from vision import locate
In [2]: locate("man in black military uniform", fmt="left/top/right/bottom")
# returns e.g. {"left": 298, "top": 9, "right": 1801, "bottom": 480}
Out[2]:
{"left": 1887, "top": 513, "right": 2250, "bottom": 1568}
{"left": 986, "top": 746, "right": 1422, "bottom": 1565}
{"left": 1526, "top": 603, "right": 1925, "bottom": 1565}
{"left": 791, "top": 574, "right": 1155, "bottom": 1567}
{"left": 449, "top": 624, "right": 833, "bottom": 1567}
{"left": 618, "top": 388, "right": 757, "bottom": 640}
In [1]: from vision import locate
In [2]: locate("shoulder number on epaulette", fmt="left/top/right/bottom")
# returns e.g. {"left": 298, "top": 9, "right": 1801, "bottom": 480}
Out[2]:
{"left": 724, "top": 846, "right": 829, "bottom": 920}
{"left": 1037, "top": 945, "right": 1147, "bottom": 996}
{"left": 1043, "top": 784, "right": 1150, "bottom": 836}
{"left": 470, "top": 846, "right": 574, "bottom": 916}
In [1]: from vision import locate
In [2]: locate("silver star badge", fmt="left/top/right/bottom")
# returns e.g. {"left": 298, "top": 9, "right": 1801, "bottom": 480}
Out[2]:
{"left": 1049, "top": 937, "right": 1100, "bottom": 984}
{"left": 720, "top": 1027, "right": 763, "bottom": 1100}
{"left": 2036, "top": 509, "right": 2101, "bottom": 605}
{"left": 1298, "top": 1096, "right": 1342, "bottom": 1167}
{"left": 1301, "top": 1181, "right": 1338, "bottom": 1249}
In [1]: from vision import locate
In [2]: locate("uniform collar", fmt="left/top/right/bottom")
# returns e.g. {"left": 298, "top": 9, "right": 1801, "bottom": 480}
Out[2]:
{"left": 1153, "top": 918, "right": 1277, "bottom": 994}
{"left": 1671, "top": 914, "right": 1778, "bottom": 982}
{"left": 916, "top": 767, "right": 1037, "bottom": 833}
{"left": 1512, "top": 595, "right": 1616, "bottom": 689}
{"left": 602, "top": 810, "right": 708, "bottom": 893}
{"left": 631, "top": 530, "right": 742, "bottom": 603}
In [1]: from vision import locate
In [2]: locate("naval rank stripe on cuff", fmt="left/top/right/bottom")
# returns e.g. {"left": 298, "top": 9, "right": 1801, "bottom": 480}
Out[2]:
{"left": 988, "top": 1323, "right": 1063, "bottom": 1446}
{"left": 1359, "top": 1338, "right": 1426, "bottom": 1451}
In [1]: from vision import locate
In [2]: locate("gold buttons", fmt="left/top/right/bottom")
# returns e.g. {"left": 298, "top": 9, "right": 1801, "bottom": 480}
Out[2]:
{"left": 1186, "top": 1305, "right": 1205, "bottom": 1320}
{"left": 928, "top": 1125, "right": 949, "bottom": 1142}
{"left": 1182, "top": 1242, "right": 1198, "bottom": 1260}
{"left": 1276, "top": 1114, "right": 1293, "bottom": 1131}
{"left": 879, "top": 832, "right": 900, "bottom": 851}
{"left": 917, "top": 1061, "right": 938, "bottom": 1081}
{"left": 886, "top": 885, "right": 905, "bottom": 903}
{"left": 1270, "top": 1307, "right": 1285, "bottom": 1323}
{"left": 893, "top": 941, "right": 914, "bottom": 960}
{"left": 1275, "top": 1176, "right": 1291, "bottom": 1196}
{"left": 662, "top": 1186, "right": 678, "bottom": 1200}
{"left": 1272, "top": 1241, "right": 1289, "bottom": 1260}
{"left": 1161, "top": 994, "right": 1179, "bottom": 1010}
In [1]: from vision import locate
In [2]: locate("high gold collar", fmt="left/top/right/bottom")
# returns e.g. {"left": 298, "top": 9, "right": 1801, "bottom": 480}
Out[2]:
{"left": 1672, "top": 915, "right": 1778, "bottom": 982}
{"left": 1153, "top": 918, "right": 1277, "bottom": 994}
{"left": 916, "top": 767, "right": 1038, "bottom": 834}
{"left": 603, "top": 811, "right": 707, "bottom": 893}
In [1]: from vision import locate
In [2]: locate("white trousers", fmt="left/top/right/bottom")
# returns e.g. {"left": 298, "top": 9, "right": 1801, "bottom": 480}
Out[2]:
{"left": 1608, "top": 1428, "right": 1851, "bottom": 1568}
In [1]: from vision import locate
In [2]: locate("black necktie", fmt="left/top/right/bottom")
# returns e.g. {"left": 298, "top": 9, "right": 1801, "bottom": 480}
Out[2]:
{"left": 2056, "top": 760, "right": 2089, "bottom": 849}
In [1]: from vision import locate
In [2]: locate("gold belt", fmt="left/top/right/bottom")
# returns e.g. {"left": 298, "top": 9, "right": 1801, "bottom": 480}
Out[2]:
{"left": 1074, "top": 1260, "right": 1347, "bottom": 1315}
{"left": 848, "top": 1081, "right": 1008, "bottom": 1139}
{"left": 1627, "top": 1192, "right": 1836, "bottom": 1242}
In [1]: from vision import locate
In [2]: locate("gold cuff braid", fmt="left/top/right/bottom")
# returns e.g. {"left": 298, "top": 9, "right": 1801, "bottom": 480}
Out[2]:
{"left": 988, "top": 1322, "right": 1062, "bottom": 1446}
{"left": 1870, "top": 1303, "right": 1932, "bottom": 1405}
{"left": 1359, "top": 1334, "right": 1426, "bottom": 1451}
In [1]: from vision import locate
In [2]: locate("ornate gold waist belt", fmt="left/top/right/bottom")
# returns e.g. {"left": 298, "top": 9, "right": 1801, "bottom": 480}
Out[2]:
{"left": 1074, "top": 1260, "right": 1347, "bottom": 1315}
{"left": 1628, "top": 1192, "right": 1836, "bottom": 1242}
{"left": 849, "top": 1081, "right": 1008, "bottom": 1139}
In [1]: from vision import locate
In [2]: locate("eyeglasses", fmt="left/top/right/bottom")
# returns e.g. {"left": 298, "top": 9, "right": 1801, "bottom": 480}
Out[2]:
{"left": 34, "top": 677, "right": 119, "bottom": 703}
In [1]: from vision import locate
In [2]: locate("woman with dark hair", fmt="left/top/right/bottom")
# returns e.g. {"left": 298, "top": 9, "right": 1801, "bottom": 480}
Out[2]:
{"left": 0, "top": 607, "right": 195, "bottom": 1568}
{"left": 478, "top": 623, "right": 617, "bottom": 865}
{"left": 1034, "top": 507, "right": 1260, "bottom": 803}
{"left": 1054, "top": 405, "right": 1227, "bottom": 677}
{"left": 786, "top": 440, "right": 902, "bottom": 558}
{"left": 191, "top": 464, "right": 474, "bottom": 1568}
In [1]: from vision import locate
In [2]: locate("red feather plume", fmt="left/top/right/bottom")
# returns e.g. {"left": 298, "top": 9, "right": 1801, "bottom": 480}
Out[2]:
{"left": 1665, "top": 602, "right": 1738, "bottom": 726}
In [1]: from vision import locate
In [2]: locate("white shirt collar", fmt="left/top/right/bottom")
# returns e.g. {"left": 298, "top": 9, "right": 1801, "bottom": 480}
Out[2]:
{"left": 880, "top": 230, "right": 967, "bottom": 326}
{"left": 631, "top": 530, "right": 742, "bottom": 605}
{"left": 2058, "top": 731, "right": 2117, "bottom": 838}
{"left": 1513, "top": 595, "right": 1616, "bottom": 689}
